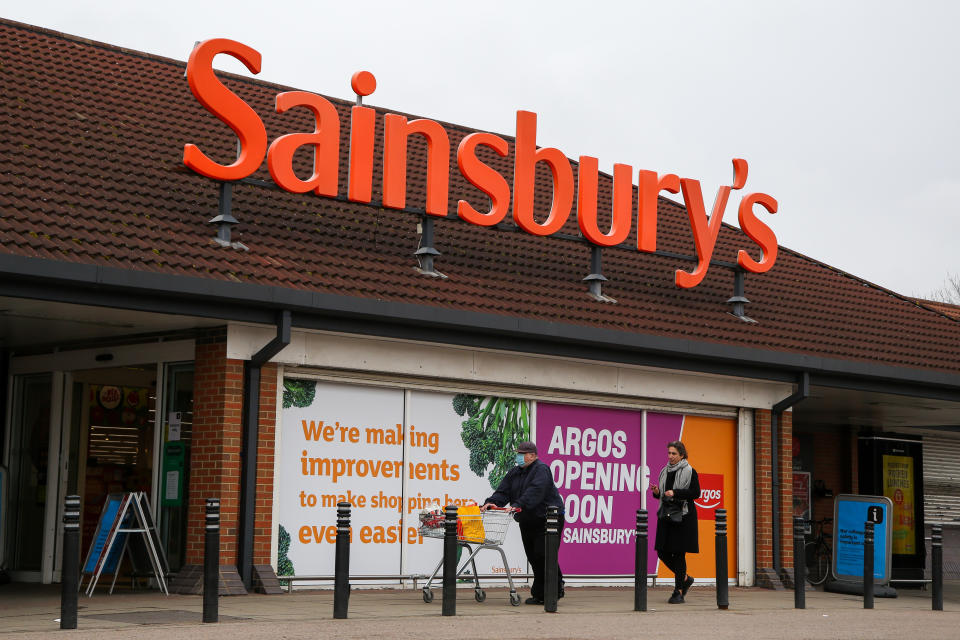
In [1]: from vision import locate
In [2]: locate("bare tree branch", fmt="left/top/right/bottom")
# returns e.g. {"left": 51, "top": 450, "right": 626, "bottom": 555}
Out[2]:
{"left": 930, "top": 272, "right": 960, "bottom": 304}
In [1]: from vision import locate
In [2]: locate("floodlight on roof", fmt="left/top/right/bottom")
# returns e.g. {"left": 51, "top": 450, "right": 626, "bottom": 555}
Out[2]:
{"left": 583, "top": 245, "right": 616, "bottom": 303}
{"left": 727, "top": 269, "right": 756, "bottom": 323}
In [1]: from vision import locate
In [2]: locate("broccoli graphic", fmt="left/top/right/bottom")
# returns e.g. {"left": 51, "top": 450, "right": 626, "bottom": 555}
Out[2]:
{"left": 453, "top": 394, "right": 530, "bottom": 490}
{"left": 277, "top": 524, "right": 295, "bottom": 586}
{"left": 282, "top": 379, "right": 316, "bottom": 409}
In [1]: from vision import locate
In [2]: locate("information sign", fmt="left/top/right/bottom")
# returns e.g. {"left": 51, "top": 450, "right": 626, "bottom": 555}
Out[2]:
{"left": 832, "top": 494, "right": 893, "bottom": 585}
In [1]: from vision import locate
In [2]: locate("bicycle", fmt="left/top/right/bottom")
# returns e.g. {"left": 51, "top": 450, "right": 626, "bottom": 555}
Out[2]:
{"left": 804, "top": 517, "right": 833, "bottom": 585}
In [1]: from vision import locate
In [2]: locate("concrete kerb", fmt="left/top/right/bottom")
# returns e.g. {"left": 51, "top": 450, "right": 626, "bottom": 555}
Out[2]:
{"left": 2, "top": 583, "right": 959, "bottom": 639}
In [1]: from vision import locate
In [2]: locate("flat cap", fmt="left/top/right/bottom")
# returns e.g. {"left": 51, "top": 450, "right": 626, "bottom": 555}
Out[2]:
{"left": 516, "top": 441, "right": 537, "bottom": 454}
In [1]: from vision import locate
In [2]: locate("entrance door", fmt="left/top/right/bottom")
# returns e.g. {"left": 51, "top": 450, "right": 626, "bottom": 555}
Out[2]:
{"left": 72, "top": 368, "right": 158, "bottom": 578}
{"left": 157, "top": 362, "right": 193, "bottom": 573}
{"left": 5, "top": 339, "right": 195, "bottom": 583}
{"left": 6, "top": 374, "right": 57, "bottom": 581}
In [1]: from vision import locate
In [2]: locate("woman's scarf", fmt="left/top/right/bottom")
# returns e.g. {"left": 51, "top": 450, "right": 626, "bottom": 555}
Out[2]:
{"left": 656, "top": 458, "right": 692, "bottom": 519}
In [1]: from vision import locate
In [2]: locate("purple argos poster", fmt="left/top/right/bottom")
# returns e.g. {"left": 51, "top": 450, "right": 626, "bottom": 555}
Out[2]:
{"left": 536, "top": 402, "right": 683, "bottom": 575}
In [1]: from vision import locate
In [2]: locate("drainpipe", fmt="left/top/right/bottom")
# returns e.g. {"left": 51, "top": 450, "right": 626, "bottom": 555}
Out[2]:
{"left": 239, "top": 310, "right": 291, "bottom": 590}
{"left": 770, "top": 372, "right": 809, "bottom": 583}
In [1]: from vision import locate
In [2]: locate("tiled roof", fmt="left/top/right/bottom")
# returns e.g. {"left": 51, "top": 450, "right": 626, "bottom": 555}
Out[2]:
{"left": 2, "top": 18, "right": 959, "bottom": 377}
{"left": 913, "top": 299, "right": 960, "bottom": 321}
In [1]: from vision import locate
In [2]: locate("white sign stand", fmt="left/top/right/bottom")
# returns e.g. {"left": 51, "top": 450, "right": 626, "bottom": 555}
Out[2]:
{"left": 81, "top": 492, "right": 169, "bottom": 596}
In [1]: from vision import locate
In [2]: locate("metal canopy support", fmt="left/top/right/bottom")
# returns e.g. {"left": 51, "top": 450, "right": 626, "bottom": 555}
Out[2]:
{"left": 239, "top": 309, "right": 292, "bottom": 590}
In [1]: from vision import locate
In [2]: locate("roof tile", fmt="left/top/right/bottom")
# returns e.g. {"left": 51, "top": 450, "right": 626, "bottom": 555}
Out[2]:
{"left": 1, "top": 18, "right": 959, "bottom": 375}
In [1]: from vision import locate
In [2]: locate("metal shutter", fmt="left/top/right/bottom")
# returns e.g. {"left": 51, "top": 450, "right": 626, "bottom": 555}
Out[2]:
{"left": 922, "top": 435, "right": 960, "bottom": 525}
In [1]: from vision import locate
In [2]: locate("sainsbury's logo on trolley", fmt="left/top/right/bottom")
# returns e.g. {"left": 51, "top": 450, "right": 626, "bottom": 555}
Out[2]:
{"left": 694, "top": 473, "right": 724, "bottom": 519}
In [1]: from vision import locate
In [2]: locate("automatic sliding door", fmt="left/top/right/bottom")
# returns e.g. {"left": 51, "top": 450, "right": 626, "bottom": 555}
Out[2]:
{"left": 6, "top": 374, "right": 53, "bottom": 577}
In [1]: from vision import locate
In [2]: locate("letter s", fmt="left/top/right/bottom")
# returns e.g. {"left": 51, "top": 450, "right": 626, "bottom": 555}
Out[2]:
{"left": 457, "top": 132, "right": 510, "bottom": 226}
{"left": 737, "top": 192, "right": 778, "bottom": 273}
{"left": 183, "top": 39, "right": 267, "bottom": 181}
{"left": 612, "top": 431, "right": 627, "bottom": 459}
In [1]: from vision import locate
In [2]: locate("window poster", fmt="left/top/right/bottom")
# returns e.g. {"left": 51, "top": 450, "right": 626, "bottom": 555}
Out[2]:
{"left": 276, "top": 380, "right": 526, "bottom": 583}
{"left": 535, "top": 404, "right": 738, "bottom": 581}
{"left": 881, "top": 454, "right": 916, "bottom": 555}
{"left": 793, "top": 471, "right": 812, "bottom": 534}
{"left": 277, "top": 379, "right": 738, "bottom": 584}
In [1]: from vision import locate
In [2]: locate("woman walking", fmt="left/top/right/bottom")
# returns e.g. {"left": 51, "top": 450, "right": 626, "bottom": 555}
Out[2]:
{"left": 650, "top": 440, "right": 701, "bottom": 604}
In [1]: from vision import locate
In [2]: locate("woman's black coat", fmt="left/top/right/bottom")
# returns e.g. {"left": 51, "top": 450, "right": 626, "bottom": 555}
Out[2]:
{"left": 653, "top": 467, "right": 701, "bottom": 554}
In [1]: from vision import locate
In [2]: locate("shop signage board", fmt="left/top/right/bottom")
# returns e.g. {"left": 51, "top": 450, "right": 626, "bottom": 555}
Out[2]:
{"left": 831, "top": 494, "right": 893, "bottom": 585}
{"left": 82, "top": 493, "right": 129, "bottom": 578}
{"left": 81, "top": 492, "right": 169, "bottom": 596}
{"left": 181, "top": 39, "right": 781, "bottom": 290}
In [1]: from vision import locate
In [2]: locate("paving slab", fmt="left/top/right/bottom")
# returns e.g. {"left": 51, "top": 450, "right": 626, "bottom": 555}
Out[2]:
{"left": 2, "top": 582, "right": 958, "bottom": 639}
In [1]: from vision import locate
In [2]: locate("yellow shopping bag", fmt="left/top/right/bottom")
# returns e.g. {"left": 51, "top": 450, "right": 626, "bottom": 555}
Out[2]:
{"left": 456, "top": 505, "right": 485, "bottom": 543}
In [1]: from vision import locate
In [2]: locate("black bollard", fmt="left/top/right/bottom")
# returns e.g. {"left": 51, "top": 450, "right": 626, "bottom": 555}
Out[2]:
{"left": 544, "top": 506, "right": 560, "bottom": 613}
{"left": 793, "top": 516, "right": 806, "bottom": 609}
{"left": 442, "top": 505, "right": 458, "bottom": 616}
{"left": 863, "top": 521, "right": 874, "bottom": 609}
{"left": 60, "top": 495, "right": 81, "bottom": 630}
{"left": 634, "top": 509, "right": 648, "bottom": 612}
{"left": 203, "top": 498, "right": 220, "bottom": 623}
{"left": 333, "top": 502, "right": 351, "bottom": 619}
{"left": 932, "top": 524, "right": 943, "bottom": 611}
{"left": 715, "top": 508, "right": 729, "bottom": 610}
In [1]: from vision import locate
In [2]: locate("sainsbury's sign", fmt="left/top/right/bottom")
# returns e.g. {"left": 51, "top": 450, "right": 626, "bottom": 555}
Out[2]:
{"left": 183, "top": 39, "right": 779, "bottom": 288}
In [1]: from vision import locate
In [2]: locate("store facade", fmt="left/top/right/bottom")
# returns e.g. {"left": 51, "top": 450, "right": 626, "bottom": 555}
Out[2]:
{"left": 2, "top": 18, "right": 960, "bottom": 593}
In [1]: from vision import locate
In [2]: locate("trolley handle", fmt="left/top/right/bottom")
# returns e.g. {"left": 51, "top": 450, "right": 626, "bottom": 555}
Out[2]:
{"left": 482, "top": 505, "right": 521, "bottom": 513}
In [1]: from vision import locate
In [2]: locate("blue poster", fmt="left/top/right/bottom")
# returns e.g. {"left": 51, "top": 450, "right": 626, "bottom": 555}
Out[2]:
{"left": 83, "top": 494, "right": 128, "bottom": 575}
{"left": 833, "top": 495, "right": 893, "bottom": 583}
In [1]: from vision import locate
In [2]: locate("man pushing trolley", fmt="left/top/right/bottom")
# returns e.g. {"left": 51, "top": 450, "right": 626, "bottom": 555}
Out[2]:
{"left": 419, "top": 504, "right": 522, "bottom": 606}
{"left": 482, "top": 440, "right": 565, "bottom": 605}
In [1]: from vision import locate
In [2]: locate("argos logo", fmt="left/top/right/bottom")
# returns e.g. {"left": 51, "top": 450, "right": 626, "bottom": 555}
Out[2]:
{"left": 694, "top": 473, "right": 724, "bottom": 519}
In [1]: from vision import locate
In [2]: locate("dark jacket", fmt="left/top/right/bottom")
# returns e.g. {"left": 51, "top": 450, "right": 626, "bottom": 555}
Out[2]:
{"left": 485, "top": 458, "right": 564, "bottom": 522}
{"left": 653, "top": 467, "right": 701, "bottom": 554}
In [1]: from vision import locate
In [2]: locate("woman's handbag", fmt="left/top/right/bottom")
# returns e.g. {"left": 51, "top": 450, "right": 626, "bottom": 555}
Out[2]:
{"left": 666, "top": 501, "right": 684, "bottom": 523}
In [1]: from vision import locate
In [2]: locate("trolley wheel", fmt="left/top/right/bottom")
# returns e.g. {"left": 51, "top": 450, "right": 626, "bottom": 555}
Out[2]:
{"left": 474, "top": 589, "right": 486, "bottom": 602}
{"left": 422, "top": 588, "right": 434, "bottom": 603}
{"left": 509, "top": 592, "right": 521, "bottom": 606}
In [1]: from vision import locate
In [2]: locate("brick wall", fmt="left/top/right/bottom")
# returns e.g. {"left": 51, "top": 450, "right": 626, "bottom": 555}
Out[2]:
{"left": 254, "top": 363, "right": 278, "bottom": 564}
{"left": 185, "top": 329, "right": 245, "bottom": 566}
{"left": 755, "top": 409, "right": 773, "bottom": 568}
{"left": 808, "top": 429, "right": 855, "bottom": 537}
{"left": 755, "top": 408, "right": 794, "bottom": 572}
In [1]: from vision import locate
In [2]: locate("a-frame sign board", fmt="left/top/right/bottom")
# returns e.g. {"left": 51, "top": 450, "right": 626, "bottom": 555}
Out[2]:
{"left": 80, "top": 492, "right": 169, "bottom": 596}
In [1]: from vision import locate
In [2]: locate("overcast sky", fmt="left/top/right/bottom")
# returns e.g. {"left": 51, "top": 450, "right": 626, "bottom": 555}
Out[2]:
{"left": 8, "top": 1, "right": 960, "bottom": 298}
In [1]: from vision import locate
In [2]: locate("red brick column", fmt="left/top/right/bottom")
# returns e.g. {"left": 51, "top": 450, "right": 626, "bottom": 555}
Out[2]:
{"left": 778, "top": 410, "right": 794, "bottom": 571}
{"left": 185, "top": 330, "right": 244, "bottom": 566}
{"left": 755, "top": 409, "right": 774, "bottom": 570}
{"left": 254, "top": 363, "right": 279, "bottom": 564}
{"left": 754, "top": 408, "right": 794, "bottom": 586}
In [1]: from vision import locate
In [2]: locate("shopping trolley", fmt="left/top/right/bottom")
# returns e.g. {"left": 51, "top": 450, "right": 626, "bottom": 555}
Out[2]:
{"left": 419, "top": 506, "right": 522, "bottom": 606}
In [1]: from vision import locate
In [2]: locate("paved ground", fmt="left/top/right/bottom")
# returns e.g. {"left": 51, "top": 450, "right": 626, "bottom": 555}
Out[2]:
{"left": 2, "top": 581, "right": 959, "bottom": 639}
